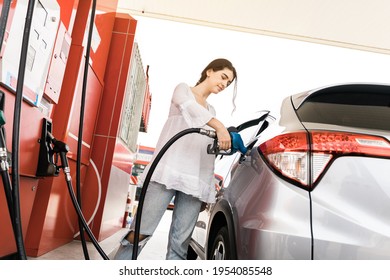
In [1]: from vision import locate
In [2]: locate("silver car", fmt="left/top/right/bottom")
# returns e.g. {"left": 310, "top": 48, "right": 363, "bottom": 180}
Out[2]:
{"left": 188, "top": 83, "right": 390, "bottom": 260}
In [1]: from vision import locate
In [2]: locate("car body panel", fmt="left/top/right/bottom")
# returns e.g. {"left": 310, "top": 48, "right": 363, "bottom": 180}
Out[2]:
{"left": 227, "top": 149, "right": 312, "bottom": 259}
{"left": 311, "top": 156, "right": 390, "bottom": 259}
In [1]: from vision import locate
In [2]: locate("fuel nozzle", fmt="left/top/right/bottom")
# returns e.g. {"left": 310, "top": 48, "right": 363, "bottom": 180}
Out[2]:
{"left": 47, "top": 131, "right": 72, "bottom": 182}
{"left": 47, "top": 132, "right": 70, "bottom": 154}
{"left": 230, "top": 131, "right": 248, "bottom": 154}
{"left": 36, "top": 118, "right": 71, "bottom": 178}
{"left": 206, "top": 127, "right": 248, "bottom": 161}
{"left": 199, "top": 128, "right": 217, "bottom": 139}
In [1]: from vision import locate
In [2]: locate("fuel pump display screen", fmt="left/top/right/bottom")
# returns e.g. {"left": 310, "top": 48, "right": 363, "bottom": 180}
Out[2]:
{"left": 0, "top": 0, "right": 60, "bottom": 107}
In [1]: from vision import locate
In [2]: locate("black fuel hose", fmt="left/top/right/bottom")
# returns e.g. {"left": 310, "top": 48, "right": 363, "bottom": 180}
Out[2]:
{"left": 132, "top": 128, "right": 216, "bottom": 259}
{"left": 64, "top": 171, "right": 110, "bottom": 260}
{"left": 0, "top": 1, "right": 16, "bottom": 256}
{"left": 11, "top": 0, "right": 36, "bottom": 260}
{"left": 0, "top": 118, "right": 18, "bottom": 253}
{"left": 64, "top": 174, "right": 110, "bottom": 260}
{"left": 76, "top": 0, "right": 97, "bottom": 260}
{"left": 0, "top": 168, "right": 14, "bottom": 224}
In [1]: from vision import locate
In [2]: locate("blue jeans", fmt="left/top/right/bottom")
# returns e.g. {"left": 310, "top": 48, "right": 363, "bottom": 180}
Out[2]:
{"left": 115, "top": 181, "right": 202, "bottom": 260}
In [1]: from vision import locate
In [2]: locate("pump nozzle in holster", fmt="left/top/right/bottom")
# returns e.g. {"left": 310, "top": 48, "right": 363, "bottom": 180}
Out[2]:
{"left": 46, "top": 131, "right": 72, "bottom": 182}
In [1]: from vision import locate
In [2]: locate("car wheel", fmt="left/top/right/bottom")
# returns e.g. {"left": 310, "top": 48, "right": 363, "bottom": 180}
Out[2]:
{"left": 210, "top": 226, "right": 231, "bottom": 260}
{"left": 186, "top": 245, "right": 198, "bottom": 260}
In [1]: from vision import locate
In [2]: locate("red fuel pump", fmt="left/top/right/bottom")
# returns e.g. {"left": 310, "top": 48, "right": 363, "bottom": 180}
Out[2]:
{"left": 0, "top": 0, "right": 148, "bottom": 258}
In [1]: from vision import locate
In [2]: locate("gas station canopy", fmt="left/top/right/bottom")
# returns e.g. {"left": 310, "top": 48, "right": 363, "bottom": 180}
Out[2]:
{"left": 117, "top": 0, "right": 390, "bottom": 55}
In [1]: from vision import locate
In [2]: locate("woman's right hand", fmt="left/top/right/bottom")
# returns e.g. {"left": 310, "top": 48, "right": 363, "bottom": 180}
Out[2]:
{"left": 207, "top": 118, "right": 231, "bottom": 151}
{"left": 216, "top": 127, "right": 231, "bottom": 151}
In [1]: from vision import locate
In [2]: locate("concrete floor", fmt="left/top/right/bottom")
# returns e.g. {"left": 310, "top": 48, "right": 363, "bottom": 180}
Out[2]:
{"left": 28, "top": 210, "right": 172, "bottom": 260}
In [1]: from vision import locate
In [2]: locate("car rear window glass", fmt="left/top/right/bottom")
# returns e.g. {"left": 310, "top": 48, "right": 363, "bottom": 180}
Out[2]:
{"left": 296, "top": 89, "right": 390, "bottom": 131}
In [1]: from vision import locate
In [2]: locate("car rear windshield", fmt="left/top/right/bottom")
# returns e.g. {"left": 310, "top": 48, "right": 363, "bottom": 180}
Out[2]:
{"left": 296, "top": 85, "right": 390, "bottom": 132}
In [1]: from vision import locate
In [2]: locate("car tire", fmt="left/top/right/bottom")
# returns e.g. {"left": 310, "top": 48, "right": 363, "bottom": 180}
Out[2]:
{"left": 209, "top": 226, "right": 231, "bottom": 260}
{"left": 186, "top": 245, "right": 198, "bottom": 260}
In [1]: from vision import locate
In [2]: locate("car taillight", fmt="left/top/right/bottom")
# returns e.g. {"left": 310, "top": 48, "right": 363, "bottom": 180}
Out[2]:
{"left": 259, "top": 131, "right": 390, "bottom": 189}
{"left": 259, "top": 132, "right": 310, "bottom": 186}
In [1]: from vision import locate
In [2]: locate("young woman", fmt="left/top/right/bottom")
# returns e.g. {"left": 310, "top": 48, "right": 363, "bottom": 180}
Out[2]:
{"left": 114, "top": 58, "right": 238, "bottom": 260}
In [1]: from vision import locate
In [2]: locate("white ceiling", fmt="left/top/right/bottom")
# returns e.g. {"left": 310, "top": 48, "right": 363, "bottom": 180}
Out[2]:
{"left": 117, "top": 0, "right": 390, "bottom": 55}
